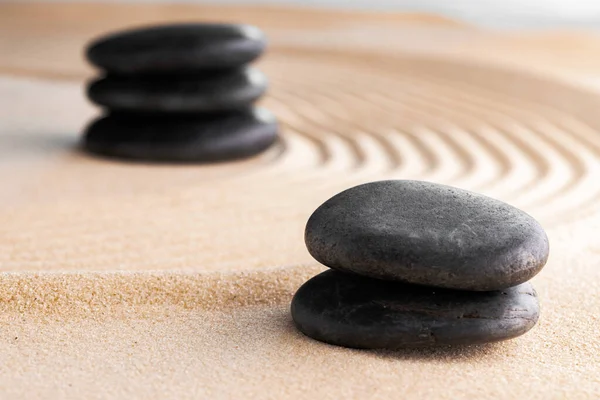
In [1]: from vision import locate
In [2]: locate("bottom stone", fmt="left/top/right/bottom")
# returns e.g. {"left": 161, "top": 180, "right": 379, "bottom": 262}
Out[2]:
{"left": 291, "top": 270, "right": 539, "bottom": 349}
{"left": 83, "top": 108, "right": 278, "bottom": 163}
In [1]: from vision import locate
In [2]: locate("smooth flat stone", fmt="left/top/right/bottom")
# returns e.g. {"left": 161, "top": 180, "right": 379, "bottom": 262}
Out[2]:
{"left": 87, "top": 68, "right": 267, "bottom": 113}
{"left": 86, "top": 24, "right": 265, "bottom": 74}
{"left": 305, "top": 180, "right": 549, "bottom": 291}
{"left": 83, "top": 108, "right": 278, "bottom": 163}
{"left": 291, "top": 270, "right": 540, "bottom": 349}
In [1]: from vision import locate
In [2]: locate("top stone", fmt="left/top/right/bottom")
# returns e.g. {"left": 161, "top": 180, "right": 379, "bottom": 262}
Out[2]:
{"left": 305, "top": 180, "right": 549, "bottom": 291}
{"left": 86, "top": 23, "right": 266, "bottom": 74}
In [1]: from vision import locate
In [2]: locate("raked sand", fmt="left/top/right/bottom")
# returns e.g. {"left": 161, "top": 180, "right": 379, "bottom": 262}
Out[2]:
{"left": 0, "top": 4, "right": 598, "bottom": 399}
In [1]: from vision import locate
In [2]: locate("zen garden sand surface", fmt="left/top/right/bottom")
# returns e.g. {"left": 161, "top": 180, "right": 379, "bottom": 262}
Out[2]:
{"left": 0, "top": 3, "right": 599, "bottom": 399}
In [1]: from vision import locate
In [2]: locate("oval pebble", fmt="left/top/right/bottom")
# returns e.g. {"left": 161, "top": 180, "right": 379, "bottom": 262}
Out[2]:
{"left": 291, "top": 269, "right": 540, "bottom": 349}
{"left": 86, "top": 23, "right": 266, "bottom": 74}
{"left": 87, "top": 68, "right": 267, "bottom": 113}
{"left": 83, "top": 108, "right": 278, "bottom": 163}
{"left": 305, "top": 180, "right": 549, "bottom": 291}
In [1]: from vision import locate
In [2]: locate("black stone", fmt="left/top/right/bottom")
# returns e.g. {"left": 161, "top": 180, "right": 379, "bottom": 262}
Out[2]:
{"left": 86, "top": 23, "right": 266, "bottom": 74}
{"left": 305, "top": 180, "right": 549, "bottom": 291}
{"left": 291, "top": 270, "right": 540, "bottom": 349}
{"left": 82, "top": 108, "right": 278, "bottom": 163}
{"left": 87, "top": 68, "right": 267, "bottom": 113}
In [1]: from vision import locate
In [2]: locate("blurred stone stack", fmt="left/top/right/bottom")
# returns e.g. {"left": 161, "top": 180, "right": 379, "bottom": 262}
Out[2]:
{"left": 84, "top": 23, "right": 278, "bottom": 162}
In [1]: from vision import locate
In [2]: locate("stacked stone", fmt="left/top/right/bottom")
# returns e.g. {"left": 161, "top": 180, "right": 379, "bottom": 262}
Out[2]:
{"left": 83, "top": 24, "right": 278, "bottom": 162}
{"left": 292, "top": 180, "right": 549, "bottom": 348}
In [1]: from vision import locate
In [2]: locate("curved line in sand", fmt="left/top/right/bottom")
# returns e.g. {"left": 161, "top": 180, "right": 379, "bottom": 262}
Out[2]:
{"left": 262, "top": 53, "right": 600, "bottom": 227}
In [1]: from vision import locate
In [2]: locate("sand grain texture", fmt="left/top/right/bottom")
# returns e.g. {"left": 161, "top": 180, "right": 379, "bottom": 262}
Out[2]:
{"left": 0, "top": 4, "right": 599, "bottom": 399}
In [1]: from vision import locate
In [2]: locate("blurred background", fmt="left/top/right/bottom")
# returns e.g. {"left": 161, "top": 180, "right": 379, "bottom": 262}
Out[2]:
{"left": 13, "top": 0, "right": 600, "bottom": 28}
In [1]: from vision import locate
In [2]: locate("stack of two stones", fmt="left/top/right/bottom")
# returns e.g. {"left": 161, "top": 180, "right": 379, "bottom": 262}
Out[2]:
{"left": 84, "top": 24, "right": 278, "bottom": 162}
{"left": 292, "top": 180, "right": 549, "bottom": 348}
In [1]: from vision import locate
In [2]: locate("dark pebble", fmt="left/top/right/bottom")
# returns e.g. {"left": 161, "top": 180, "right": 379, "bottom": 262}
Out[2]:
{"left": 82, "top": 108, "right": 278, "bottom": 163}
{"left": 86, "top": 23, "right": 266, "bottom": 74}
{"left": 87, "top": 68, "right": 267, "bottom": 113}
{"left": 305, "top": 180, "right": 549, "bottom": 291}
{"left": 291, "top": 270, "right": 540, "bottom": 349}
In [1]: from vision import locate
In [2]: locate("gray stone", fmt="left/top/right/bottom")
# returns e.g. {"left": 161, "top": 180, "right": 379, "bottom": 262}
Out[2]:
{"left": 305, "top": 180, "right": 549, "bottom": 291}
{"left": 87, "top": 68, "right": 267, "bottom": 113}
{"left": 86, "top": 23, "right": 265, "bottom": 74}
{"left": 291, "top": 269, "right": 540, "bottom": 349}
{"left": 83, "top": 108, "right": 278, "bottom": 163}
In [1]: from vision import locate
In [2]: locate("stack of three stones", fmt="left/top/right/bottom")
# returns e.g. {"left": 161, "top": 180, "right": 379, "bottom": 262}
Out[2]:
{"left": 292, "top": 180, "right": 549, "bottom": 348}
{"left": 84, "top": 24, "right": 278, "bottom": 162}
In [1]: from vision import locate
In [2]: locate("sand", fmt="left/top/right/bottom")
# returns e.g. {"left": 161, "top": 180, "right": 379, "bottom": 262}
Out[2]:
{"left": 0, "top": 3, "right": 599, "bottom": 399}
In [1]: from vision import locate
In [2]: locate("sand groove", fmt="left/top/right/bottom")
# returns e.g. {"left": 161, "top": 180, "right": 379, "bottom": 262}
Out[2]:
{"left": 261, "top": 53, "right": 600, "bottom": 223}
